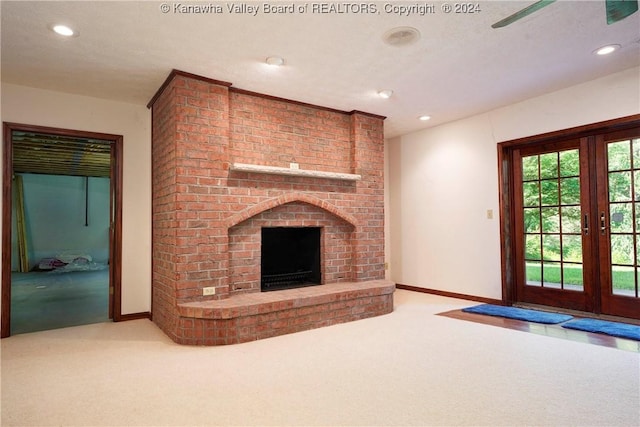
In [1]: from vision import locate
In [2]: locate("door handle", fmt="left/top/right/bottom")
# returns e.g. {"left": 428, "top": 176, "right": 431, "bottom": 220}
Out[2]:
{"left": 583, "top": 215, "right": 589, "bottom": 235}
{"left": 600, "top": 212, "right": 608, "bottom": 235}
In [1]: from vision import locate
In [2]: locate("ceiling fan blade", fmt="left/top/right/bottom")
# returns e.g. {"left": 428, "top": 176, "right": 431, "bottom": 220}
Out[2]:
{"left": 492, "top": 0, "right": 557, "bottom": 29}
{"left": 606, "top": 0, "right": 638, "bottom": 24}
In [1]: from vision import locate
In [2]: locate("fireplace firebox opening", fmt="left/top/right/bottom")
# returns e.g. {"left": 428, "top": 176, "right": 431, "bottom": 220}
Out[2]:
{"left": 261, "top": 227, "right": 321, "bottom": 291}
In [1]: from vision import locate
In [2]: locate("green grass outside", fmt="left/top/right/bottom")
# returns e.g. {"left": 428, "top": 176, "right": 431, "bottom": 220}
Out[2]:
{"left": 526, "top": 262, "right": 637, "bottom": 291}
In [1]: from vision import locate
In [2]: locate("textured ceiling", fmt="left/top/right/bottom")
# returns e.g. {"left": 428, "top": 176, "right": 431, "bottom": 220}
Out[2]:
{"left": 1, "top": 1, "right": 639, "bottom": 139}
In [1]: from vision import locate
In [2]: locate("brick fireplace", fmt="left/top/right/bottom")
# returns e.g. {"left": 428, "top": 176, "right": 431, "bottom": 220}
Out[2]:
{"left": 148, "top": 70, "right": 394, "bottom": 345}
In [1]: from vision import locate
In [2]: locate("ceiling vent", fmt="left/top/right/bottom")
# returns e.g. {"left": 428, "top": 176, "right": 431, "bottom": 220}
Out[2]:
{"left": 382, "top": 27, "right": 421, "bottom": 47}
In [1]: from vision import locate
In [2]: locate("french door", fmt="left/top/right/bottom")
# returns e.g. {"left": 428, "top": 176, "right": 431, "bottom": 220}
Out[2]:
{"left": 595, "top": 129, "right": 640, "bottom": 319}
{"left": 511, "top": 125, "right": 640, "bottom": 320}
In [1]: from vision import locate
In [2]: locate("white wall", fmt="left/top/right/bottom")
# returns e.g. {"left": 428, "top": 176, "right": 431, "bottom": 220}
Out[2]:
{"left": 1, "top": 83, "right": 151, "bottom": 315}
{"left": 14, "top": 174, "right": 111, "bottom": 270}
{"left": 387, "top": 67, "right": 640, "bottom": 299}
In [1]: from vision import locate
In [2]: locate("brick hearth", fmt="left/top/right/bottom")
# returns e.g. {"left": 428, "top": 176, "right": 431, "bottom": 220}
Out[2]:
{"left": 177, "top": 280, "right": 394, "bottom": 345}
{"left": 148, "top": 70, "right": 393, "bottom": 345}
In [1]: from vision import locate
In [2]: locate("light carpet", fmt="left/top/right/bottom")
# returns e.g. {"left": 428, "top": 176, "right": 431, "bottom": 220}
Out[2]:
{"left": 1, "top": 290, "right": 639, "bottom": 426}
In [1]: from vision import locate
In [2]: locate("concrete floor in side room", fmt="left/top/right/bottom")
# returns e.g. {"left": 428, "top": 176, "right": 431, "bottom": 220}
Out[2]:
{"left": 10, "top": 270, "right": 109, "bottom": 335}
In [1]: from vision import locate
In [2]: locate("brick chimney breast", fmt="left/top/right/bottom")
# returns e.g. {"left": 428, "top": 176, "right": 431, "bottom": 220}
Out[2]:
{"left": 150, "top": 70, "right": 393, "bottom": 345}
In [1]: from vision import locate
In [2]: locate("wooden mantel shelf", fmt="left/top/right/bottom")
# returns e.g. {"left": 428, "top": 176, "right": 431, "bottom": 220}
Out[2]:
{"left": 230, "top": 163, "right": 362, "bottom": 181}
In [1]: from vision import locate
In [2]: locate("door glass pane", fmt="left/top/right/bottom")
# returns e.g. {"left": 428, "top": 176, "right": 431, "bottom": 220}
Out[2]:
{"left": 609, "top": 203, "right": 633, "bottom": 233}
{"left": 541, "top": 208, "right": 560, "bottom": 233}
{"left": 522, "top": 182, "right": 540, "bottom": 206}
{"left": 561, "top": 206, "right": 581, "bottom": 233}
{"left": 542, "top": 235, "right": 561, "bottom": 261}
{"left": 559, "top": 149, "right": 580, "bottom": 177}
{"left": 563, "top": 264, "right": 584, "bottom": 290}
{"left": 634, "top": 171, "right": 640, "bottom": 200}
{"left": 560, "top": 177, "right": 580, "bottom": 205}
{"left": 539, "top": 153, "right": 558, "bottom": 179}
{"left": 632, "top": 139, "right": 640, "bottom": 170}
{"left": 525, "top": 235, "right": 541, "bottom": 259}
{"left": 525, "top": 261, "right": 541, "bottom": 286}
{"left": 540, "top": 180, "right": 559, "bottom": 205}
{"left": 542, "top": 262, "right": 561, "bottom": 288}
{"left": 524, "top": 208, "right": 540, "bottom": 233}
{"left": 608, "top": 140, "right": 631, "bottom": 171}
{"left": 522, "top": 155, "right": 539, "bottom": 181}
{"left": 612, "top": 266, "right": 635, "bottom": 296}
{"left": 609, "top": 171, "right": 632, "bottom": 202}
{"left": 610, "top": 234, "right": 634, "bottom": 265}
{"left": 562, "top": 235, "right": 582, "bottom": 262}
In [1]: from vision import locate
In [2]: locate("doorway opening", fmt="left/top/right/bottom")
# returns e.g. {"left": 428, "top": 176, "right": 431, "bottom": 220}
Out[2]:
{"left": 2, "top": 123, "right": 123, "bottom": 337}
{"left": 498, "top": 115, "right": 640, "bottom": 320}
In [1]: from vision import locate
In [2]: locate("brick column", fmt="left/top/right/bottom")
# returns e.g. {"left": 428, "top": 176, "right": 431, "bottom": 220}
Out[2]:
{"left": 172, "top": 75, "right": 231, "bottom": 301}
{"left": 150, "top": 72, "right": 232, "bottom": 340}
{"left": 351, "top": 112, "right": 386, "bottom": 281}
{"left": 151, "top": 76, "right": 179, "bottom": 340}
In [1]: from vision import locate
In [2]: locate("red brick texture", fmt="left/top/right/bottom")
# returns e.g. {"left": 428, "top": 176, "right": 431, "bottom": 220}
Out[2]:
{"left": 150, "top": 70, "right": 392, "bottom": 345}
{"left": 175, "top": 280, "right": 394, "bottom": 346}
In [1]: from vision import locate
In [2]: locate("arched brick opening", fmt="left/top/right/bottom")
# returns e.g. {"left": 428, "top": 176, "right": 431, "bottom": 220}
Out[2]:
{"left": 225, "top": 192, "right": 358, "bottom": 229}
{"left": 228, "top": 201, "right": 356, "bottom": 295}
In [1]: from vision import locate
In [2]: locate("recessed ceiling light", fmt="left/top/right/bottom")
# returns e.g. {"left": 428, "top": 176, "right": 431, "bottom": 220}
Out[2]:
{"left": 383, "top": 27, "right": 421, "bottom": 47}
{"left": 594, "top": 44, "right": 620, "bottom": 55}
{"left": 378, "top": 90, "right": 393, "bottom": 99}
{"left": 51, "top": 24, "right": 76, "bottom": 37}
{"left": 266, "top": 56, "right": 285, "bottom": 66}
{"left": 418, "top": 115, "right": 431, "bottom": 121}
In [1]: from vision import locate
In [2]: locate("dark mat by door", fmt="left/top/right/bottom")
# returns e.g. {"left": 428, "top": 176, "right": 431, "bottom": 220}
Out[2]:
{"left": 561, "top": 318, "right": 640, "bottom": 341}
{"left": 462, "top": 304, "right": 573, "bottom": 324}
